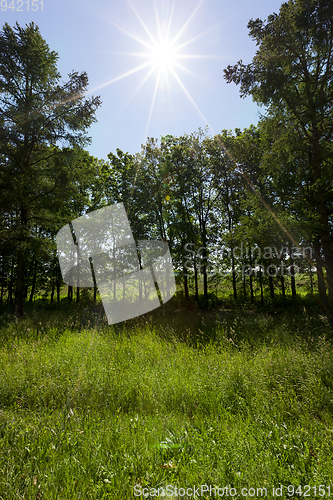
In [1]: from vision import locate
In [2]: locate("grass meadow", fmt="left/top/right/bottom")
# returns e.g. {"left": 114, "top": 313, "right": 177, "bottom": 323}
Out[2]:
{"left": 0, "top": 292, "right": 332, "bottom": 499}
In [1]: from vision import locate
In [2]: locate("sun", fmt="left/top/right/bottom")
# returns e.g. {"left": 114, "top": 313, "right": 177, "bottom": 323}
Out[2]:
{"left": 150, "top": 38, "right": 178, "bottom": 73}
{"left": 94, "top": 0, "right": 219, "bottom": 138}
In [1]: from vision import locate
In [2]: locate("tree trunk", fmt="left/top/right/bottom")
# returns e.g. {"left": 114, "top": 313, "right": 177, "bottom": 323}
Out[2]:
{"left": 313, "top": 235, "right": 326, "bottom": 307}
{"left": 56, "top": 264, "right": 61, "bottom": 303}
{"left": 29, "top": 259, "right": 37, "bottom": 302}
{"left": 249, "top": 249, "right": 254, "bottom": 303}
{"left": 201, "top": 227, "right": 208, "bottom": 298}
{"left": 203, "top": 266, "right": 208, "bottom": 297}
{"left": 269, "top": 275, "right": 274, "bottom": 299}
{"left": 183, "top": 273, "right": 189, "bottom": 299}
{"left": 289, "top": 245, "right": 297, "bottom": 297}
{"left": 15, "top": 204, "right": 29, "bottom": 317}
{"left": 259, "top": 264, "right": 264, "bottom": 304}
{"left": 319, "top": 221, "right": 333, "bottom": 319}
{"left": 202, "top": 249, "right": 208, "bottom": 298}
{"left": 194, "top": 259, "right": 198, "bottom": 300}
{"left": 231, "top": 248, "right": 237, "bottom": 300}
{"left": 0, "top": 257, "right": 4, "bottom": 305}
{"left": 89, "top": 257, "right": 97, "bottom": 302}
{"left": 309, "top": 263, "right": 313, "bottom": 297}
{"left": 7, "top": 258, "right": 14, "bottom": 305}
{"left": 15, "top": 249, "right": 26, "bottom": 317}
{"left": 313, "top": 152, "right": 332, "bottom": 320}
{"left": 280, "top": 272, "right": 286, "bottom": 297}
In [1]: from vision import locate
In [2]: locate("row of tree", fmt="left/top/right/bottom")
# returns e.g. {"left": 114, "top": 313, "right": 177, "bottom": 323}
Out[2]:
{"left": 103, "top": 127, "right": 317, "bottom": 304}
{"left": 0, "top": 122, "right": 326, "bottom": 311}
{"left": 1, "top": 0, "right": 333, "bottom": 322}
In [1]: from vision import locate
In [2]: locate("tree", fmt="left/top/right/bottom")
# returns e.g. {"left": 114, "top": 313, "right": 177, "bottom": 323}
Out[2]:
{"left": 0, "top": 22, "right": 101, "bottom": 316}
{"left": 223, "top": 0, "right": 333, "bottom": 319}
{"left": 161, "top": 130, "right": 226, "bottom": 298}
{"left": 159, "top": 133, "right": 204, "bottom": 299}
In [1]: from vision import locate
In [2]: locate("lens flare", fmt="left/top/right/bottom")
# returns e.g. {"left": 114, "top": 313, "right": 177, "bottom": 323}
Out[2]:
{"left": 90, "top": 0, "right": 221, "bottom": 139}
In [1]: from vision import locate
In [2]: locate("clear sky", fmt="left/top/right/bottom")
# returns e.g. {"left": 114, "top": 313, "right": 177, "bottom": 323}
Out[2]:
{"left": 2, "top": 0, "right": 284, "bottom": 161}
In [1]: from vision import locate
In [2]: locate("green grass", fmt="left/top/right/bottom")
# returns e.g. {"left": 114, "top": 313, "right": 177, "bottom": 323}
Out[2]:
{"left": 0, "top": 296, "right": 332, "bottom": 499}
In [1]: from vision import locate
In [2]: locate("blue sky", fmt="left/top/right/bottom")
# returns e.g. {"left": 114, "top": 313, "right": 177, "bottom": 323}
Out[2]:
{"left": 2, "top": 0, "right": 283, "bottom": 161}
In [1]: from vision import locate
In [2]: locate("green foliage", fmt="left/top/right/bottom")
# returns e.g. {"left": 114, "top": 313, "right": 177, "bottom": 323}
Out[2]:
{"left": 223, "top": 0, "right": 333, "bottom": 318}
{"left": 0, "top": 22, "right": 101, "bottom": 316}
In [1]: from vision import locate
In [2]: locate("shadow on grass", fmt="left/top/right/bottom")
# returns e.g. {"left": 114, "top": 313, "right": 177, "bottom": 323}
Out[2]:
{"left": 0, "top": 291, "right": 331, "bottom": 351}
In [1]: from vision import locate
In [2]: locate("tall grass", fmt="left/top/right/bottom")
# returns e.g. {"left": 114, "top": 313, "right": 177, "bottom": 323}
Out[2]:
{"left": 0, "top": 297, "right": 332, "bottom": 498}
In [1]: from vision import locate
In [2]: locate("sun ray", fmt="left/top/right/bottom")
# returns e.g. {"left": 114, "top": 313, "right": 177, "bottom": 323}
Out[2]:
{"left": 213, "top": 135, "right": 307, "bottom": 261}
{"left": 165, "top": 0, "right": 177, "bottom": 41}
{"left": 173, "top": 61, "right": 211, "bottom": 85}
{"left": 165, "top": 71, "right": 172, "bottom": 104}
{"left": 169, "top": 66, "right": 213, "bottom": 129}
{"left": 88, "top": 61, "right": 152, "bottom": 94}
{"left": 176, "top": 23, "right": 222, "bottom": 51}
{"left": 115, "top": 66, "right": 156, "bottom": 117}
{"left": 144, "top": 71, "right": 161, "bottom": 141}
{"left": 171, "top": 0, "right": 206, "bottom": 46}
{"left": 153, "top": 0, "right": 162, "bottom": 41}
{"left": 92, "top": 0, "right": 220, "bottom": 139}
{"left": 176, "top": 54, "right": 224, "bottom": 59}
{"left": 110, "top": 52, "right": 155, "bottom": 57}
{"left": 105, "top": 20, "right": 153, "bottom": 51}
{"left": 128, "top": 1, "right": 157, "bottom": 47}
